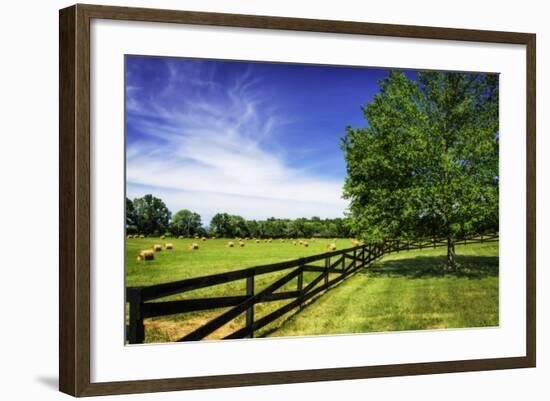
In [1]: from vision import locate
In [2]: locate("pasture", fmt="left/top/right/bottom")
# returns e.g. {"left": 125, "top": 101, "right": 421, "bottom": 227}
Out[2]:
{"left": 271, "top": 241, "right": 499, "bottom": 337}
{"left": 126, "top": 237, "right": 498, "bottom": 343}
{"left": 126, "top": 237, "right": 345, "bottom": 342}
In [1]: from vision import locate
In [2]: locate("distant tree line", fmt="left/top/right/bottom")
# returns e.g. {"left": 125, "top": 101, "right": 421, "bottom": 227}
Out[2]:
{"left": 209, "top": 213, "right": 351, "bottom": 238}
{"left": 126, "top": 195, "right": 351, "bottom": 238}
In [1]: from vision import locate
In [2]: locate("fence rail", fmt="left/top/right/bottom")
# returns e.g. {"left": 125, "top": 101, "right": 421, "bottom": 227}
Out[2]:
{"left": 126, "top": 233, "right": 498, "bottom": 344}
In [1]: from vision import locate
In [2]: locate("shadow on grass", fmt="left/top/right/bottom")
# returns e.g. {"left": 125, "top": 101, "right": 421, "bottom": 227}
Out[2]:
{"left": 258, "top": 254, "right": 498, "bottom": 338}
{"left": 361, "top": 254, "right": 499, "bottom": 279}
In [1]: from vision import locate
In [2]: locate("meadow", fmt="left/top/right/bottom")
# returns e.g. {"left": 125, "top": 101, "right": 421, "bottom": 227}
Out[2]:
{"left": 271, "top": 241, "right": 499, "bottom": 337}
{"left": 126, "top": 236, "right": 342, "bottom": 342}
{"left": 126, "top": 238, "right": 498, "bottom": 343}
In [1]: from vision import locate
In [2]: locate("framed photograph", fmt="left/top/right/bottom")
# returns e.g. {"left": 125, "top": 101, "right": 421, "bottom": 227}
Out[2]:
{"left": 59, "top": 4, "right": 536, "bottom": 397}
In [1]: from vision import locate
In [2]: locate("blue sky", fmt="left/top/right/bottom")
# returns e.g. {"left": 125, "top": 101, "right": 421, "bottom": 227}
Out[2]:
{"left": 125, "top": 55, "right": 415, "bottom": 225}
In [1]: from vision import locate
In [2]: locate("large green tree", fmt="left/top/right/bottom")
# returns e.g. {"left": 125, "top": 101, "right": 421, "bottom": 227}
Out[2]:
{"left": 131, "top": 194, "right": 171, "bottom": 236}
{"left": 342, "top": 71, "right": 499, "bottom": 268}
{"left": 171, "top": 209, "right": 202, "bottom": 237}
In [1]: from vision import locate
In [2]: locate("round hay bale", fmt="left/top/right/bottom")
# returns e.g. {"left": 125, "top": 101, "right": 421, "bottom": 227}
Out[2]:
{"left": 153, "top": 244, "right": 162, "bottom": 252}
{"left": 189, "top": 243, "right": 199, "bottom": 250}
{"left": 326, "top": 243, "right": 337, "bottom": 251}
{"left": 139, "top": 234, "right": 145, "bottom": 238}
{"left": 227, "top": 242, "right": 234, "bottom": 248}
{"left": 201, "top": 237, "right": 207, "bottom": 241}
{"left": 178, "top": 235, "right": 184, "bottom": 239}
{"left": 293, "top": 241, "right": 297, "bottom": 246}
{"left": 127, "top": 234, "right": 132, "bottom": 240}
{"left": 137, "top": 249, "right": 154, "bottom": 261}
{"left": 239, "top": 241, "right": 245, "bottom": 247}
{"left": 303, "top": 242, "right": 309, "bottom": 247}
{"left": 165, "top": 243, "right": 173, "bottom": 250}
{"left": 255, "top": 239, "right": 260, "bottom": 243}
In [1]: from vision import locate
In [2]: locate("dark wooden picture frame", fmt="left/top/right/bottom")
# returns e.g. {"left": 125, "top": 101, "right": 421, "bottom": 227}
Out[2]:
{"left": 59, "top": 3, "right": 536, "bottom": 397}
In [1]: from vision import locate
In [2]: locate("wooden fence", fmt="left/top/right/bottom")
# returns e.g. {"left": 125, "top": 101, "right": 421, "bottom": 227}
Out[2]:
{"left": 126, "top": 232, "right": 498, "bottom": 344}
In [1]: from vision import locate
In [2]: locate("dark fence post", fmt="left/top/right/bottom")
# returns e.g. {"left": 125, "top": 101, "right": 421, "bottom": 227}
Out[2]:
{"left": 352, "top": 248, "right": 357, "bottom": 271}
{"left": 127, "top": 287, "right": 145, "bottom": 344}
{"left": 246, "top": 275, "right": 255, "bottom": 338}
{"left": 297, "top": 267, "right": 304, "bottom": 309}
{"left": 324, "top": 256, "right": 330, "bottom": 286}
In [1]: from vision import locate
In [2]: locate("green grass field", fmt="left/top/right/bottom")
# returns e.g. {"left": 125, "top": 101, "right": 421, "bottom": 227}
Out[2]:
{"left": 126, "top": 238, "right": 498, "bottom": 342}
{"left": 126, "top": 237, "right": 344, "bottom": 342}
{"left": 270, "top": 241, "right": 499, "bottom": 337}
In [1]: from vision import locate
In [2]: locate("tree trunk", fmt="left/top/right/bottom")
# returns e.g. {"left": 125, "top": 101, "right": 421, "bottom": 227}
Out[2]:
{"left": 446, "top": 236, "right": 456, "bottom": 269}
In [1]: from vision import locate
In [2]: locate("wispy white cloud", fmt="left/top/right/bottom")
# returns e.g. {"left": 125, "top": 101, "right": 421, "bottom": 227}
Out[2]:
{"left": 126, "top": 59, "right": 347, "bottom": 224}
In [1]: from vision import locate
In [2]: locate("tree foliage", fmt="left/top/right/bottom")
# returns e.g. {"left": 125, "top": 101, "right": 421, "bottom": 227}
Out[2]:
{"left": 125, "top": 197, "right": 352, "bottom": 239}
{"left": 129, "top": 194, "right": 171, "bottom": 236}
{"left": 171, "top": 209, "right": 203, "bottom": 237}
{"left": 209, "top": 213, "right": 233, "bottom": 238}
{"left": 342, "top": 71, "right": 499, "bottom": 267}
{"left": 205, "top": 213, "right": 352, "bottom": 239}
{"left": 125, "top": 197, "right": 138, "bottom": 234}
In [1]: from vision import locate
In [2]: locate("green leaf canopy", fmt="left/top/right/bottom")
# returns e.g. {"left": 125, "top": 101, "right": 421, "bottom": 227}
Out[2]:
{"left": 342, "top": 71, "right": 499, "bottom": 244}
